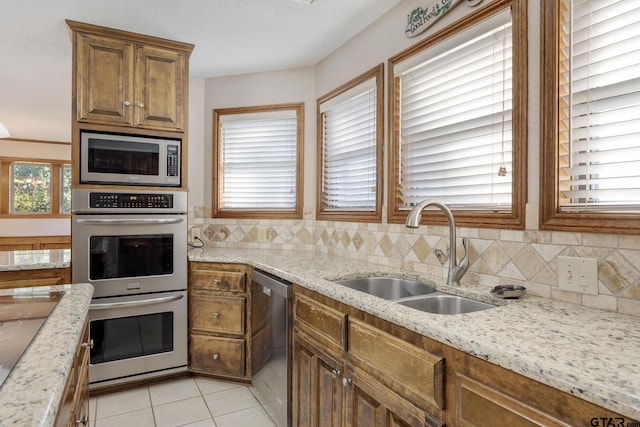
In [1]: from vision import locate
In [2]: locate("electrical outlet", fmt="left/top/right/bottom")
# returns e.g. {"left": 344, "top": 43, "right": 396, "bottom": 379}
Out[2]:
{"left": 190, "top": 227, "right": 201, "bottom": 242}
{"left": 558, "top": 256, "right": 598, "bottom": 295}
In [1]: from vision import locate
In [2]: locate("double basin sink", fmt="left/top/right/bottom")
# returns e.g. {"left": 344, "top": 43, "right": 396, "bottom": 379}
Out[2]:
{"left": 334, "top": 276, "right": 496, "bottom": 315}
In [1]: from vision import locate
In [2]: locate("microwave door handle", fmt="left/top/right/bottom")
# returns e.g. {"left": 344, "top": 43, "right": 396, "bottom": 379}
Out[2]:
{"left": 90, "top": 294, "right": 184, "bottom": 310}
{"left": 75, "top": 218, "right": 184, "bottom": 225}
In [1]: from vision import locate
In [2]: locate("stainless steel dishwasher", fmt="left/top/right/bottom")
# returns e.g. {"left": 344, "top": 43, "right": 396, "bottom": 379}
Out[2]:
{"left": 251, "top": 269, "right": 293, "bottom": 427}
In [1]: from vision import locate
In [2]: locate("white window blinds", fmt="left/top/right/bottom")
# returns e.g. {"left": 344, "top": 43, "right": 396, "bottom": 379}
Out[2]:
{"left": 219, "top": 111, "right": 298, "bottom": 210}
{"left": 395, "top": 9, "right": 512, "bottom": 210}
{"left": 559, "top": 0, "right": 640, "bottom": 211}
{"left": 320, "top": 80, "right": 377, "bottom": 210}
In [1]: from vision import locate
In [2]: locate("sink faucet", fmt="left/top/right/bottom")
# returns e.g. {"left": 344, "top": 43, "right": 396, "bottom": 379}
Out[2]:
{"left": 405, "top": 200, "right": 469, "bottom": 286}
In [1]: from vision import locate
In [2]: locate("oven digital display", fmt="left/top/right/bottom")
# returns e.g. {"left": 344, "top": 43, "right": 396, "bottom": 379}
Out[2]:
{"left": 89, "top": 235, "right": 174, "bottom": 280}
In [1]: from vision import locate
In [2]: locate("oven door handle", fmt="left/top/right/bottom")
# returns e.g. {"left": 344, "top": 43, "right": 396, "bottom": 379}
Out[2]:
{"left": 90, "top": 294, "right": 184, "bottom": 310}
{"left": 75, "top": 218, "right": 184, "bottom": 225}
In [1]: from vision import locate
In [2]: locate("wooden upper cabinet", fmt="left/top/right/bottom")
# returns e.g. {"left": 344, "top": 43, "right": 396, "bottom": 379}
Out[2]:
{"left": 76, "top": 33, "right": 134, "bottom": 127}
{"left": 135, "top": 45, "right": 186, "bottom": 130}
{"left": 67, "top": 20, "right": 193, "bottom": 132}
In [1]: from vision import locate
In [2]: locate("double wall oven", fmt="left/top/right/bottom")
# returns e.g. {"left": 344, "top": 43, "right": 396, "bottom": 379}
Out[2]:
{"left": 72, "top": 189, "right": 188, "bottom": 387}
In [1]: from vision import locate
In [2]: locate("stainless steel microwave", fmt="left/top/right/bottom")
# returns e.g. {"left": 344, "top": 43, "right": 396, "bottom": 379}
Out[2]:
{"left": 80, "top": 131, "right": 181, "bottom": 187}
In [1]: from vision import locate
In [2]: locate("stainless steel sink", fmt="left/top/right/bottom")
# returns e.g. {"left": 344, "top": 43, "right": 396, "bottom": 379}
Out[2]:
{"left": 334, "top": 277, "right": 437, "bottom": 300}
{"left": 397, "top": 294, "right": 496, "bottom": 315}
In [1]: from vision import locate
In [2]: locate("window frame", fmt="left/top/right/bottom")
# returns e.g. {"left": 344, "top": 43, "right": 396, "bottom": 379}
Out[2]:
{"left": 212, "top": 102, "right": 304, "bottom": 220}
{"left": 0, "top": 157, "right": 71, "bottom": 218}
{"left": 316, "top": 63, "right": 384, "bottom": 222}
{"left": 387, "top": 0, "right": 527, "bottom": 229}
{"left": 540, "top": 0, "right": 640, "bottom": 235}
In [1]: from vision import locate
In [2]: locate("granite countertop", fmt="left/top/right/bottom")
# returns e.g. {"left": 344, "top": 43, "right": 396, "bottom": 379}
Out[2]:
{"left": 0, "top": 283, "right": 94, "bottom": 426}
{"left": 0, "top": 249, "right": 71, "bottom": 272}
{"left": 189, "top": 247, "right": 640, "bottom": 421}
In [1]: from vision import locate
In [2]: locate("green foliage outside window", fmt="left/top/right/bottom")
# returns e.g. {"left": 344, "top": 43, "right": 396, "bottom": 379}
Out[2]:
{"left": 61, "top": 165, "right": 72, "bottom": 214}
{"left": 12, "top": 163, "right": 51, "bottom": 214}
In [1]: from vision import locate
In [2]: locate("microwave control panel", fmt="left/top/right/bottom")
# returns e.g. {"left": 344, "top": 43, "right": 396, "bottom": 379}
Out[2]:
{"left": 167, "top": 145, "right": 179, "bottom": 177}
{"left": 89, "top": 192, "right": 173, "bottom": 209}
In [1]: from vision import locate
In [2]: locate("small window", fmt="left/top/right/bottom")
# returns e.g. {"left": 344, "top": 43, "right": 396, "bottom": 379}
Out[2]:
{"left": 388, "top": 0, "right": 526, "bottom": 229}
{"left": 61, "top": 164, "right": 72, "bottom": 214}
{"left": 213, "top": 103, "right": 304, "bottom": 219}
{"left": 541, "top": 0, "right": 640, "bottom": 234}
{"left": 317, "top": 64, "right": 383, "bottom": 222}
{"left": 0, "top": 159, "right": 71, "bottom": 217}
{"left": 11, "top": 162, "right": 52, "bottom": 214}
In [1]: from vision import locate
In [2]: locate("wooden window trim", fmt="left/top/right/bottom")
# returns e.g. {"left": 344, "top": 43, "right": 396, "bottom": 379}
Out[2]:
{"left": 316, "top": 63, "right": 384, "bottom": 223}
{"left": 539, "top": 0, "right": 640, "bottom": 235}
{"left": 0, "top": 157, "right": 71, "bottom": 218}
{"left": 212, "top": 103, "right": 304, "bottom": 220}
{"left": 387, "top": 0, "right": 527, "bottom": 230}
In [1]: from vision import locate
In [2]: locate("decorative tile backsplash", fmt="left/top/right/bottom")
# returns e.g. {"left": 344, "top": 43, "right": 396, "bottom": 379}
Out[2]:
{"left": 189, "top": 206, "right": 640, "bottom": 317}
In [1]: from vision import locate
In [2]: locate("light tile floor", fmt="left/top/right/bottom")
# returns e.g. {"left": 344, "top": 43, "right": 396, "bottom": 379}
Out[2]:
{"left": 90, "top": 377, "right": 277, "bottom": 427}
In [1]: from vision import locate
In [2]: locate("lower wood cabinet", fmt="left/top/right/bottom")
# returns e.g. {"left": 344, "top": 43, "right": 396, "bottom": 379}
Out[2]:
{"left": 293, "top": 285, "right": 638, "bottom": 427}
{"left": 448, "top": 349, "right": 639, "bottom": 427}
{"left": 292, "top": 287, "right": 445, "bottom": 427}
{"left": 55, "top": 317, "right": 90, "bottom": 427}
{"left": 188, "top": 262, "right": 269, "bottom": 382}
{"left": 0, "top": 267, "right": 71, "bottom": 290}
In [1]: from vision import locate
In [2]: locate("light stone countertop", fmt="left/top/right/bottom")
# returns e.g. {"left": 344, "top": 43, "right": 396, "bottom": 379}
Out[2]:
{"left": 0, "top": 283, "right": 94, "bottom": 427}
{"left": 0, "top": 249, "right": 71, "bottom": 271}
{"left": 189, "top": 247, "right": 640, "bottom": 421}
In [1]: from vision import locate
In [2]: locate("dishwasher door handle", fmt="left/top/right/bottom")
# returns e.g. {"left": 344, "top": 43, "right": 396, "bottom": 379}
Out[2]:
{"left": 252, "top": 270, "right": 292, "bottom": 298}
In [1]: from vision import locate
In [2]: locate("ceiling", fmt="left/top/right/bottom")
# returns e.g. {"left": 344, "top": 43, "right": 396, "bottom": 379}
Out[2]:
{"left": 2, "top": 0, "right": 404, "bottom": 78}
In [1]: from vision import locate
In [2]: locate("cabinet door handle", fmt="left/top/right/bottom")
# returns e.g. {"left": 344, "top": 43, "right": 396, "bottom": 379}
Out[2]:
{"left": 212, "top": 312, "right": 220, "bottom": 318}
{"left": 138, "top": 102, "right": 145, "bottom": 108}
{"left": 212, "top": 353, "right": 220, "bottom": 360}
{"left": 341, "top": 377, "right": 352, "bottom": 387}
{"left": 213, "top": 279, "right": 220, "bottom": 285}
{"left": 331, "top": 369, "right": 341, "bottom": 379}
{"left": 81, "top": 339, "right": 94, "bottom": 349}
{"left": 123, "top": 100, "right": 131, "bottom": 107}
{"left": 76, "top": 415, "right": 89, "bottom": 425}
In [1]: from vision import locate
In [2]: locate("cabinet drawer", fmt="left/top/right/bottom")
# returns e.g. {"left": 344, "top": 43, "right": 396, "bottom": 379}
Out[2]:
{"left": 456, "top": 373, "right": 568, "bottom": 427}
{"left": 294, "top": 294, "right": 346, "bottom": 351}
{"left": 191, "top": 335, "right": 245, "bottom": 378}
{"left": 192, "top": 295, "right": 245, "bottom": 335}
{"left": 348, "top": 318, "right": 444, "bottom": 411}
{"left": 191, "top": 270, "right": 245, "bottom": 292}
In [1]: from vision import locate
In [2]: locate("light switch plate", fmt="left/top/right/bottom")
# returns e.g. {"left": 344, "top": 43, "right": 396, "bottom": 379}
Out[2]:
{"left": 558, "top": 256, "right": 598, "bottom": 295}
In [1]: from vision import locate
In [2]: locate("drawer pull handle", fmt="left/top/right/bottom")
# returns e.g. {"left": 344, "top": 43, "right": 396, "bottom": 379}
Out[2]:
{"left": 342, "top": 377, "right": 352, "bottom": 387}
{"left": 137, "top": 102, "right": 145, "bottom": 108}
{"left": 212, "top": 353, "right": 220, "bottom": 360}
{"left": 81, "top": 339, "right": 94, "bottom": 349}
{"left": 212, "top": 312, "right": 220, "bottom": 318}
{"left": 331, "top": 369, "right": 341, "bottom": 379}
{"left": 213, "top": 279, "right": 220, "bottom": 285}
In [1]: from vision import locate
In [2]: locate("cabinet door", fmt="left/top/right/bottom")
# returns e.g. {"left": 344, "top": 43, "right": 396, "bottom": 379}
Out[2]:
{"left": 292, "top": 331, "right": 344, "bottom": 427}
{"left": 76, "top": 33, "right": 134, "bottom": 126}
{"left": 135, "top": 45, "right": 185, "bottom": 131}
{"left": 345, "top": 367, "right": 441, "bottom": 427}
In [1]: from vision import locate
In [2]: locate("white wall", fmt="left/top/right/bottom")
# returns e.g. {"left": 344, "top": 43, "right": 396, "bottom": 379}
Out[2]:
{"left": 202, "top": 68, "right": 316, "bottom": 211}
{"left": 196, "top": 0, "right": 538, "bottom": 222}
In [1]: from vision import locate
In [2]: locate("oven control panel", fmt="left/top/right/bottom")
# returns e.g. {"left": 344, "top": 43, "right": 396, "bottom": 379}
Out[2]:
{"left": 89, "top": 192, "right": 174, "bottom": 209}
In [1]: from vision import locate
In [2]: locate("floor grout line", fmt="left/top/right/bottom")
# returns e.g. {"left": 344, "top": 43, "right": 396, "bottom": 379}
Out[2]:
{"left": 92, "top": 377, "right": 277, "bottom": 427}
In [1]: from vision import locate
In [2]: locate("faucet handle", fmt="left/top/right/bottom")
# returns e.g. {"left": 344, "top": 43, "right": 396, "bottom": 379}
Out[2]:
{"left": 458, "top": 237, "right": 469, "bottom": 270}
